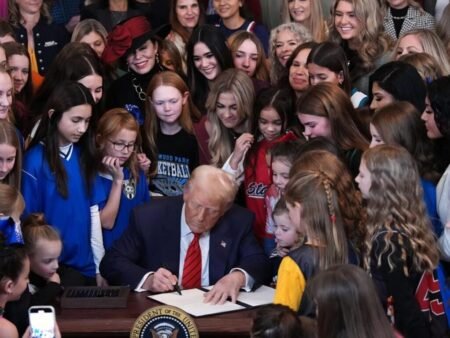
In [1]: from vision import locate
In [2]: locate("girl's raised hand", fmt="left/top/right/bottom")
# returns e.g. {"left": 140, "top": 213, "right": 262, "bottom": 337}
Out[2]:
{"left": 136, "top": 153, "right": 151, "bottom": 174}
{"left": 102, "top": 156, "right": 124, "bottom": 181}
{"left": 230, "top": 133, "right": 254, "bottom": 170}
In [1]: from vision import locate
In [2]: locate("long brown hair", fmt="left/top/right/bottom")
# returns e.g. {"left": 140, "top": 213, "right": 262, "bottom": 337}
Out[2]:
{"left": 292, "top": 150, "right": 366, "bottom": 257}
{"left": 169, "top": 0, "right": 205, "bottom": 44}
{"left": 370, "top": 101, "right": 438, "bottom": 182}
{"left": 228, "top": 31, "right": 270, "bottom": 82}
{"left": 309, "top": 264, "right": 396, "bottom": 338}
{"left": 297, "top": 82, "right": 369, "bottom": 151}
{"left": 285, "top": 170, "right": 348, "bottom": 270}
{"left": 362, "top": 145, "right": 439, "bottom": 275}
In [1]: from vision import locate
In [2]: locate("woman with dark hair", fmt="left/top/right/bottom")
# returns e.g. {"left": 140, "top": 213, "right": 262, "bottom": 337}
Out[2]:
{"left": 167, "top": 0, "right": 204, "bottom": 64}
{"left": 103, "top": 16, "right": 169, "bottom": 125}
{"left": 280, "top": 42, "right": 318, "bottom": 99}
{"left": 307, "top": 41, "right": 368, "bottom": 108}
{"left": 208, "top": 0, "right": 269, "bottom": 55}
{"left": 29, "top": 42, "right": 105, "bottom": 138}
{"left": 369, "top": 61, "right": 426, "bottom": 112}
{"left": 186, "top": 24, "right": 232, "bottom": 113}
{"left": 422, "top": 76, "right": 450, "bottom": 260}
{"left": 251, "top": 304, "right": 311, "bottom": 338}
{"left": 309, "top": 264, "right": 396, "bottom": 338}
{"left": 0, "top": 20, "right": 15, "bottom": 43}
{"left": 8, "top": 0, "right": 69, "bottom": 87}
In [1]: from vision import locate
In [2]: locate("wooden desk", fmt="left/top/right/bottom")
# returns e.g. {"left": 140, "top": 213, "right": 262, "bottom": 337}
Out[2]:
{"left": 57, "top": 292, "right": 255, "bottom": 337}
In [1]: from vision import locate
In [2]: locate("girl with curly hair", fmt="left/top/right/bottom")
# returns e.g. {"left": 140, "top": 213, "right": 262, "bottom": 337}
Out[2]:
{"left": 268, "top": 23, "right": 311, "bottom": 85}
{"left": 356, "top": 145, "right": 440, "bottom": 338}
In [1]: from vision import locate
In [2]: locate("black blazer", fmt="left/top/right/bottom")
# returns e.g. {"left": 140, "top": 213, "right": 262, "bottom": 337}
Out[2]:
{"left": 100, "top": 196, "right": 270, "bottom": 288}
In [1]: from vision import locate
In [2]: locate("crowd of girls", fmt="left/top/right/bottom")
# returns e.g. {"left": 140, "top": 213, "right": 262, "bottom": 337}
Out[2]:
{"left": 1, "top": 0, "right": 450, "bottom": 337}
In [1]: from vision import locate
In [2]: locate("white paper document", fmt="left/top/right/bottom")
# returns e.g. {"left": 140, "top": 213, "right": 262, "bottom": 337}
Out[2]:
{"left": 148, "top": 285, "right": 275, "bottom": 317}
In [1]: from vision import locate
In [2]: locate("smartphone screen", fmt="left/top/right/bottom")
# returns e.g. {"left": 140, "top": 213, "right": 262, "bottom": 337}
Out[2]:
{"left": 28, "top": 306, "right": 55, "bottom": 338}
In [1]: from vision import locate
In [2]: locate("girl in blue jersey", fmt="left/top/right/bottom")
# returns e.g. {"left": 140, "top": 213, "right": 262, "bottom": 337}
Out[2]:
{"left": 94, "top": 108, "right": 150, "bottom": 250}
{"left": 21, "top": 81, "right": 103, "bottom": 286}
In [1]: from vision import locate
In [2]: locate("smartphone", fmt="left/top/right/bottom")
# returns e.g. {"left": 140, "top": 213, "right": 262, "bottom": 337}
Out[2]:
{"left": 28, "top": 306, "right": 55, "bottom": 338}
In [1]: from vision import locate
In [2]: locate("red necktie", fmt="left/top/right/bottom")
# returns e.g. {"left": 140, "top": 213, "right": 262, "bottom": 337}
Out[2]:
{"left": 182, "top": 233, "right": 202, "bottom": 289}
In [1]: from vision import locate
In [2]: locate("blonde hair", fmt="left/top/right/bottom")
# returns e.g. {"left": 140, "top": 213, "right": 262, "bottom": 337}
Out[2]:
{"left": 329, "top": 0, "right": 392, "bottom": 72}
{"left": 269, "top": 23, "right": 312, "bottom": 85}
{"left": 96, "top": 108, "right": 142, "bottom": 182}
{"left": 71, "top": 19, "right": 108, "bottom": 44}
{"left": 0, "top": 183, "right": 24, "bottom": 217}
{"left": 284, "top": 170, "right": 349, "bottom": 270}
{"left": 8, "top": 0, "right": 51, "bottom": 27}
{"left": 145, "top": 71, "right": 199, "bottom": 176}
{"left": 437, "top": 4, "right": 450, "bottom": 58}
{"left": 281, "top": 0, "right": 328, "bottom": 42}
{"left": 22, "top": 213, "right": 61, "bottom": 255}
{"left": 228, "top": 31, "right": 270, "bottom": 82}
{"left": 292, "top": 150, "right": 366, "bottom": 256}
{"left": 206, "top": 69, "right": 254, "bottom": 167}
{"left": 362, "top": 145, "right": 439, "bottom": 275}
{"left": 398, "top": 52, "right": 443, "bottom": 82}
{"left": 0, "top": 64, "right": 15, "bottom": 123}
{"left": 0, "top": 120, "right": 21, "bottom": 190}
{"left": 393, "top": 29, "right": 450, "bottom": 75}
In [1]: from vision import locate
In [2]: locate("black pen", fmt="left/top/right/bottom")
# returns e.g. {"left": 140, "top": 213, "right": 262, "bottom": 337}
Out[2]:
{"left": 174, "top": 282, "right": 182, "bottom": 295}
{"left": 162, "top": 265, "right": 182, "bottom": 295}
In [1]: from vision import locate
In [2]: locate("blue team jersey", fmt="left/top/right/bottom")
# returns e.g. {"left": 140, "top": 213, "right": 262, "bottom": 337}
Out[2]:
{"left": 21, "top": 143, "right": 96, "bottom": 277}
{"left": 93, "top": 168, "right": 150, "bottom": 250}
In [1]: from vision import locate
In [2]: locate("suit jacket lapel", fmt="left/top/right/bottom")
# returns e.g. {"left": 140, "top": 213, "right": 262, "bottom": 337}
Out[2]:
{"left": 400, "top": 7, "right": 419, "bottom": 37}
{"left": 160, "top": 197, "right": 183, "bottom": 275}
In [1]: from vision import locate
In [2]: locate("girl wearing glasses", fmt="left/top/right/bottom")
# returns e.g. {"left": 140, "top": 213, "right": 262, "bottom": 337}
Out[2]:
{"left": 144, "top": 71, "right": 200, "bottom": 196}
{"left": 93, "top": 108, "right": 150, "bottom": 250}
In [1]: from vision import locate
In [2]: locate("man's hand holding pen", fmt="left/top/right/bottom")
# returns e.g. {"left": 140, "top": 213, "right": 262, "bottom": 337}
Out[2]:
{"left": 142, "top": 267, "right": 181, "bottom": 293}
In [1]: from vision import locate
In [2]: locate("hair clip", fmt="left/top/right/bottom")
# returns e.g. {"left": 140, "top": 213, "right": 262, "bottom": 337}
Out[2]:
{"left": 330, "top": 214, "right": 336, "bottom": 224}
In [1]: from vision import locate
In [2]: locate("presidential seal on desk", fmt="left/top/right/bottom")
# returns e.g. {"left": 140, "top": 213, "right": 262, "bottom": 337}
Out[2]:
{"left": 130, "top": 305, "right": 199, "bottom": 338}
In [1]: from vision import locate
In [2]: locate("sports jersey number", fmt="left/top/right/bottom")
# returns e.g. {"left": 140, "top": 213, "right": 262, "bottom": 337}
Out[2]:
{"left": 415, "top": 271, "right": 445, "bottom": 316}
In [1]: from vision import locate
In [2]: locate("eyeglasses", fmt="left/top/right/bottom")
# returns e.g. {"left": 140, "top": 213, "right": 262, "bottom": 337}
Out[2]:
{"left": 108, "top": 140, "right": 136, "bottom": 152}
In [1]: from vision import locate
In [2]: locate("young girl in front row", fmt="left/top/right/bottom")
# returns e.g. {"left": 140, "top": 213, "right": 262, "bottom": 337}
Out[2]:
{"left": 21, "top": 81, "right": 102, "bottom": 286}
{"left": 356, "top": 145, "right": 441, "bottom": 338}
{"left": 5, "top": 213, "right": 62, "bottom": 336}
{"left": 265, "top": 140, "right": 302, "bottom": 255}
{"left": 94, "top": 108, "right": 150, "bottom": 250}
{"left": 274, "top": 170, "right": 348, "bottom": 314}
{"left": 144, "top": 71, "right": 200, "bottom": 196}
{"left": 226, "top": 87, "right": 298, "bottom": 245}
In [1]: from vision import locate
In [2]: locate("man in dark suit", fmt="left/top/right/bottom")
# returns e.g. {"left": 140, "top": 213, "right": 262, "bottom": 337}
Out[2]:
{"left": 100, "top": 165, "right": 270, "bottom": 304}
